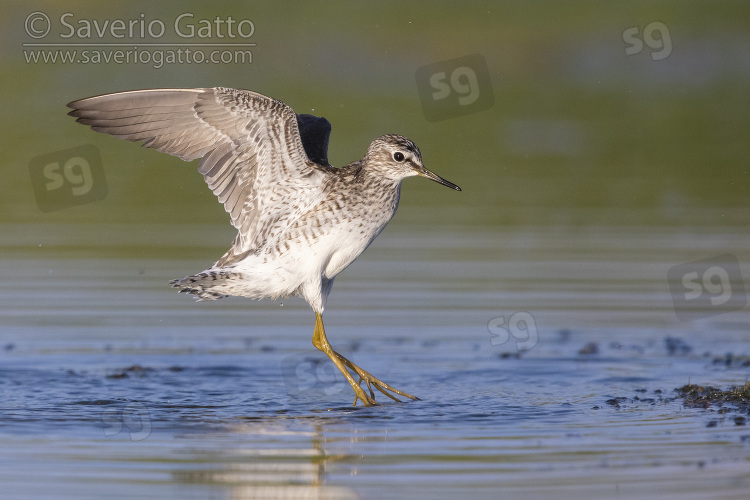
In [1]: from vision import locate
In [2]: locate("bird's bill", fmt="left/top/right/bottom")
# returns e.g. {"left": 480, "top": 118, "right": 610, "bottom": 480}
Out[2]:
{"left": 416, "top": 166, "right": 461, "bottom": 191}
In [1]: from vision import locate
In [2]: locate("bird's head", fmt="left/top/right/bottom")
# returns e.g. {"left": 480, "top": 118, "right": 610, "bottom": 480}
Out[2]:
{"left": 364, "top": 134, "right": 461, "bottom": 191}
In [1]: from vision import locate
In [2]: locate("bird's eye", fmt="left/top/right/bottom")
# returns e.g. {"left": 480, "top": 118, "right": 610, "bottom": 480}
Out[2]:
{"left": 393, "top": 152, "right": 405, "bottom": 162}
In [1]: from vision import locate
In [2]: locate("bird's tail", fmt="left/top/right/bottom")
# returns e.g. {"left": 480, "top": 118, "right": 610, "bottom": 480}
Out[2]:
{"left": 169, "top": 270, "right": 246, "bottom": 301}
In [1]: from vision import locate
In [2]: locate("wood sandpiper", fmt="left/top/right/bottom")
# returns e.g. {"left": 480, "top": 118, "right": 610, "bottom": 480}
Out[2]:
{"left": 67, "top": 87, "right": 461, "bottom": 406}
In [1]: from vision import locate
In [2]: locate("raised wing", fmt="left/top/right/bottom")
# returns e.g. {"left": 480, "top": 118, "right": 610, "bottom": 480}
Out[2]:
{"left": 67, "top": 87, "right": 333, "bottom": 261}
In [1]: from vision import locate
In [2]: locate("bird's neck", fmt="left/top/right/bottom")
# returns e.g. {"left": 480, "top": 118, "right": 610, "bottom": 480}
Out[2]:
{"left": 338, "top": 161, "right": 402, "bottom": 209}
{"left": 364, "top": 166, "right": 402, "bottom": 200}
{"left": 358, "top": 161, "right": 400, "bottom": 186}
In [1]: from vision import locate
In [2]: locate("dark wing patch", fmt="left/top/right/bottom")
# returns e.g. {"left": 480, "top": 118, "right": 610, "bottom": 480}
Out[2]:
{"left": 296, "top": 114, "right": 332, "bottom": 166}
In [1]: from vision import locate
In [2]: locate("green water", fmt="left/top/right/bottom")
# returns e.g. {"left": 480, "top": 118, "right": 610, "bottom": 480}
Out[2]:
{"left": 4, "top": 1, "right": 750, "bottom": 229}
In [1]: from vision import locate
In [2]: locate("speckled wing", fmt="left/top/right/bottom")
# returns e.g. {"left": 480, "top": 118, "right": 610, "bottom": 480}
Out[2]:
{"left": 67, "top": 87, "right": 331, "bottom": 261}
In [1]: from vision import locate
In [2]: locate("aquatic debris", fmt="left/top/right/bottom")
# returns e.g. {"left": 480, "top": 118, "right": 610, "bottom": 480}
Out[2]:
{"left": 605, "top": 397, "right": 628, "bottom": 408}
{"left": 578, "top": 342, "right": 599, "bottom": 355}
{"left": 711, "top": 353, "right": 750, "bottom": 368}
{"left": 498, "top": 352, "right": 521, "bottom": 359}
{"left": 676, "top": 382, "right": 750, "bottom": 411}
{"left": 106, "top": 364, "right": 154, "bottom": 379}
{"left": 665, "top": 336, "right": 692, "bottom": 356}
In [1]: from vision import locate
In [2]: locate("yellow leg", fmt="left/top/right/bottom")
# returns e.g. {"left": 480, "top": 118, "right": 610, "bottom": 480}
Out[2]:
{"left": 311, "top": 313, "right": 420, "bottom": 407}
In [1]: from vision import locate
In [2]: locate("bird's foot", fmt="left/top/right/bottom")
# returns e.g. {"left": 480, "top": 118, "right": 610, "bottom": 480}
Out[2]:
{"left": 334, "top": 352, "right": 420, "bottom": 407}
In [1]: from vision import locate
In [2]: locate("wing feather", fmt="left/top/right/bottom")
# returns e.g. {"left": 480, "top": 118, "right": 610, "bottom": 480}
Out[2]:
{"left": 67, "top": 87, "right": 333, "bottom": 260}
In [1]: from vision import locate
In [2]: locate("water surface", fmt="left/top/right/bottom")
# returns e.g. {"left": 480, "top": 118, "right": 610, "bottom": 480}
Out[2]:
{"left": 1, "top": 223, "right": 750, "bottom": 499}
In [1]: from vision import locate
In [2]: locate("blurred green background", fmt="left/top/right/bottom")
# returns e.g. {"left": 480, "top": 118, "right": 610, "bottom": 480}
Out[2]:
{"left": 2, "top": 0, "right": 749, "bottom": 239}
